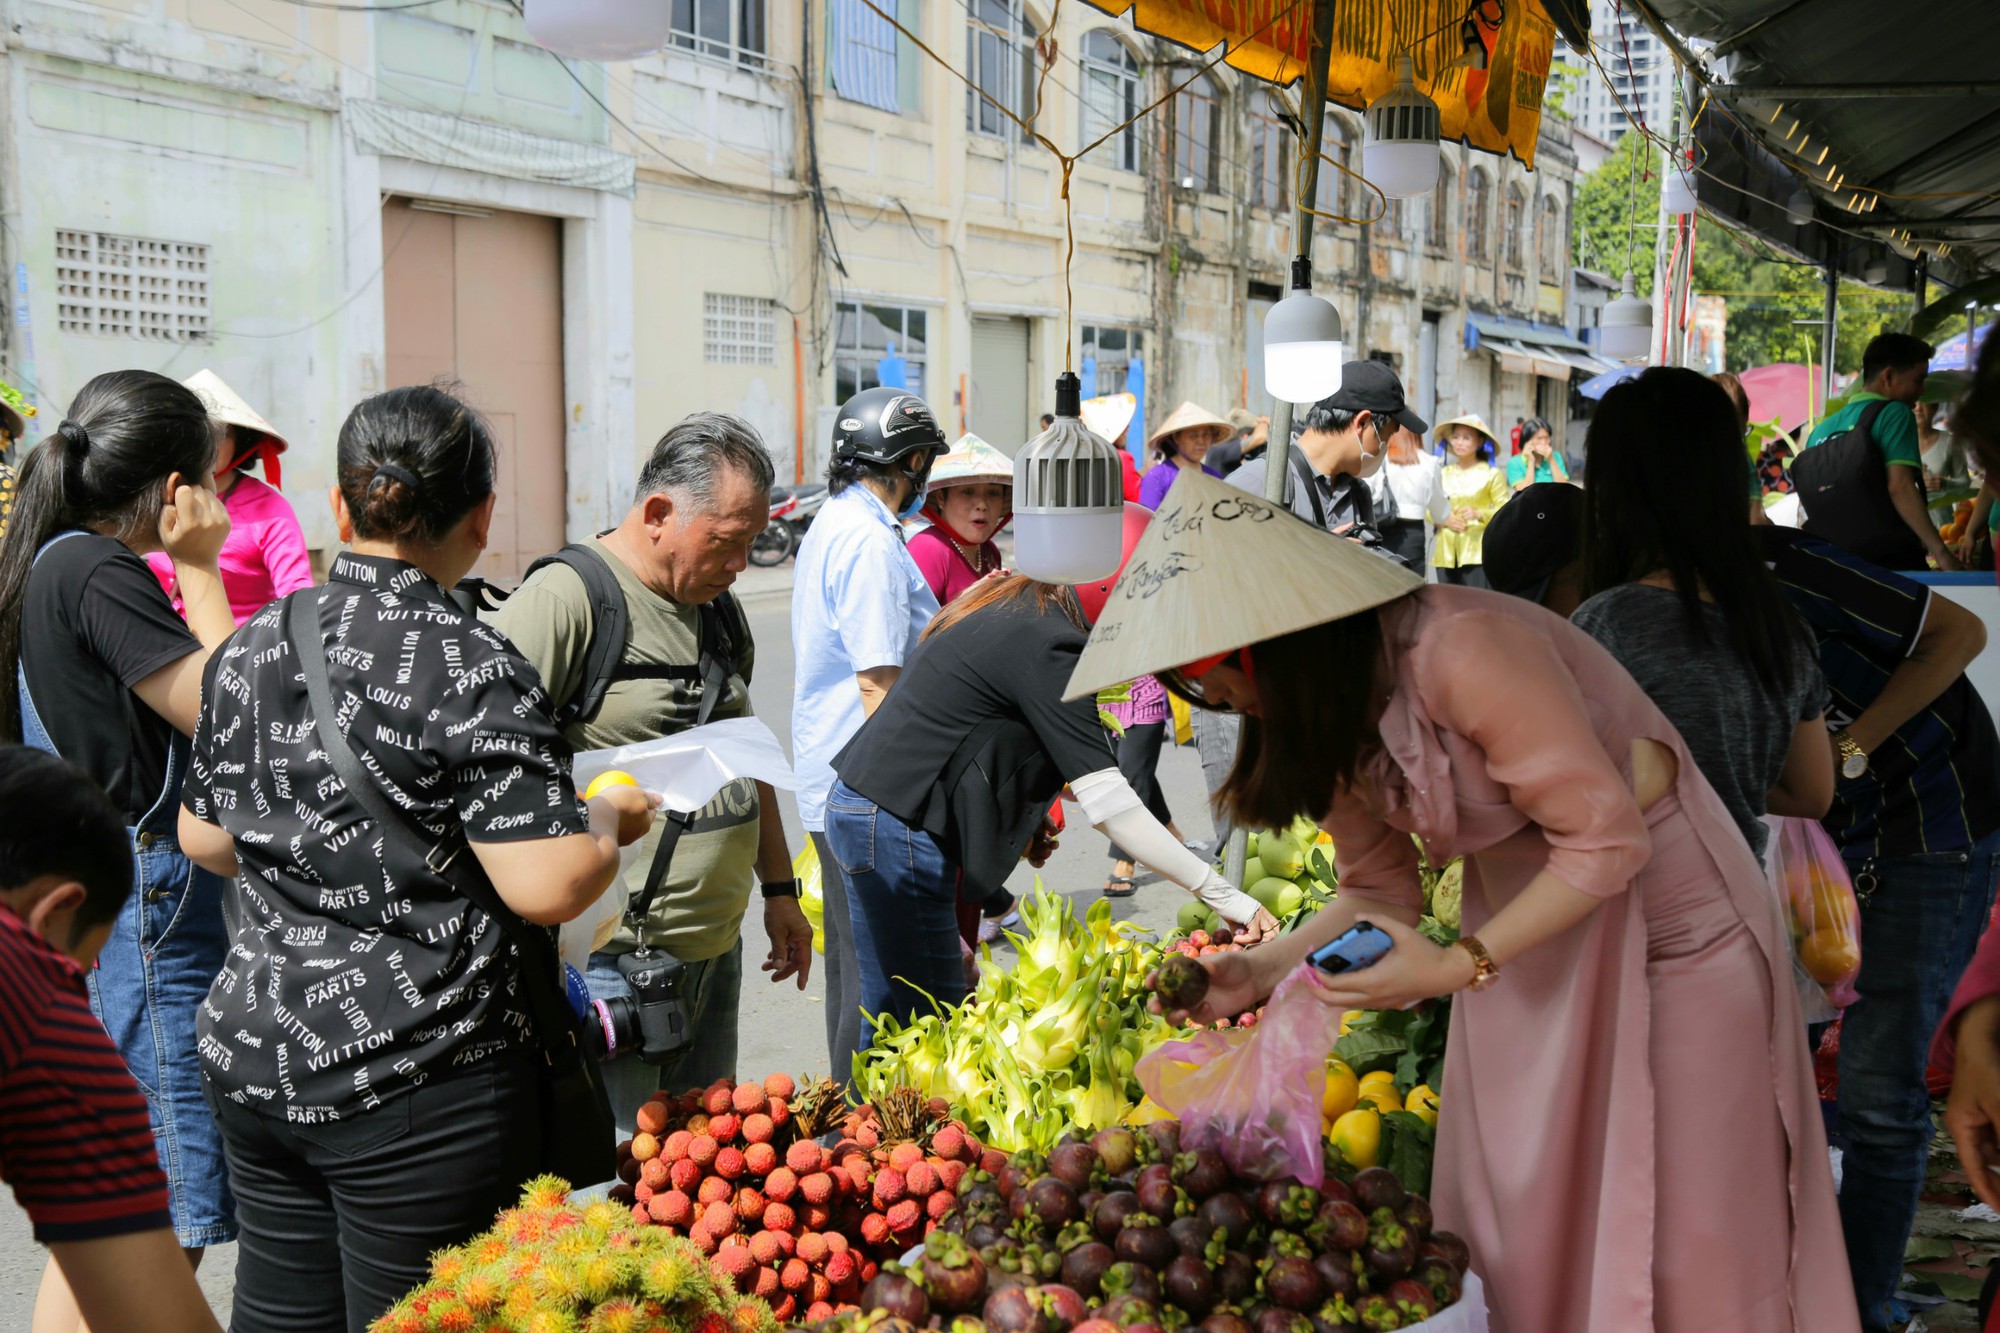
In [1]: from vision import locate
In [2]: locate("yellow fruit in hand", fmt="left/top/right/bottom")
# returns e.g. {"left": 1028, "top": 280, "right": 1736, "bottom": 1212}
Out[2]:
{"left": 1799, "top": 928, "right": 1860, "bottom": 986}
{"left": 1329, "top": 1108, "right": 1382, "bottom": 1170}
{"left": 1321, "top": 1059, "right": 1360, "bottom": 1122}
{"left": 584, "top": 769, "right": 639, "bottom": 799}
{"left": 1406, "top": 1084, "right": 1440, "bottom": 1126}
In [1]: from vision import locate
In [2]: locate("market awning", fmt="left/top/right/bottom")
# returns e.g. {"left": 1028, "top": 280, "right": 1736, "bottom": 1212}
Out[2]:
{"left": 1080, "top": 0, "right": 1589, "bottom": 169}
{"left": 1475, "top": 336, "right": 1572, "bottom": 380}
{"left": 1464, "top": 312, "right": 1591, "bottom": 354}
{"left": 1633, "top": 0, "right": 2000, "bottom": 288}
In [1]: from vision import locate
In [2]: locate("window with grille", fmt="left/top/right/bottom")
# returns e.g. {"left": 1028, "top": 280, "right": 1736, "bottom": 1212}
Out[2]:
{"left": 1080, "top": 324, "right": 1144, "bottom": 398}
{"left": 966, "top": 0, "right": 1036, "bottom": 140}
{"left": 56, "top": 230, "right": 210, "bottom": 343}
{"left": 1080, "top": 30, "right": 1140, "bottom": 172}
{"left": 1248, "top": 99, "right": 1288, "bottom": 212}
{"left": 704, "top": 294, "right": 777, "bottom": 365}
{"left": 1504, "top": 186, "right": 1526, "bottom": 270}
{"left": 1468, "top": 169, "right": 1492, "bottom": 262}
{"left": 1173, "top": 71, "right": 1219, "bottom": 192}
{"left": 671, "top": 0, "right": 766, "bottom": 68}
{"left": 1428, "top": 168, "right": 1453, "bottom": 251}
{"left": 834, "top": 299, "right": 927, "bottom": 402}
{"left": 1315, "top": 113, "right": 1350, "bottom": 216}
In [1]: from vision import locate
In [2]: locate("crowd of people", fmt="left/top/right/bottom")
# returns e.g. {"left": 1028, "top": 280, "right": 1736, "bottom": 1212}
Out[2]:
{"left": 0, "top": 324, "right": 1997, "bottom": 1333}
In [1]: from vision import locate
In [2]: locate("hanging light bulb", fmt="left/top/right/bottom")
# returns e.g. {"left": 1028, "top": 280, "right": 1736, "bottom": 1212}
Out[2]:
{"left": 523, "top": 0, "right": 672, "bottom": 60}
{"left": 1785, "top": 186, "right": 1814, "bottom": 226}
{"left": 1263, "top": 256, "right": 1345, "bottom": 404}
{"left": 1599, "top": 271, "right": 1653, "bottom": 363}
{"left": 1011, "top": 372, "right": 1126, "bottom": 583}
{"left": 1363, "top": 55, "right": 1441, "bottom": 199}
{"left": 1662, "top": 158, "right": 1697, "bottom": 215}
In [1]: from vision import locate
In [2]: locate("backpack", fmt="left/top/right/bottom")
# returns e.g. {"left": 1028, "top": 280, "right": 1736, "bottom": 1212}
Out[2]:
{"left": 451, "top": 543, "right": 747, "bottom": 730}
{"left": 1792, "top": 401, "right": 1929, "bottom": 570}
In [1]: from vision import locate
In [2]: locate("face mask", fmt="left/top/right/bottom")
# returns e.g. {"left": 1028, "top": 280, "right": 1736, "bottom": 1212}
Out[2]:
{"left": 1354, "top": 418, "right": 1386, "bottom": 481}
{"left": 897, "top": 458, "right": 932, "bottom": 520}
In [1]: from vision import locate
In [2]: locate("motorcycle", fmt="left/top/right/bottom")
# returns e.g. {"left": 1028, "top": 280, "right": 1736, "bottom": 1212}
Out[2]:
{"left": 750, "top": 482, "right": 827, "bottom": 567}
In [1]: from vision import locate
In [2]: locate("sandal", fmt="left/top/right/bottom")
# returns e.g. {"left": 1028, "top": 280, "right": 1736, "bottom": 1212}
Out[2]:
{"left": 1102, "top": 875, "right": 1137, "bottom": 898}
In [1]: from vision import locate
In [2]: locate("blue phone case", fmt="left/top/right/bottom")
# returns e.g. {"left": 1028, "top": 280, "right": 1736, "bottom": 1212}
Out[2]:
{"left": 1307, "top": 923, "right": 1395, "bottom": 976}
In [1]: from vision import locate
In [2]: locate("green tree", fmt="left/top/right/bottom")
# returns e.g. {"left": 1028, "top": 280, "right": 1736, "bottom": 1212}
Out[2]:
{"left": 1571, "top": 131, "right": 1659, "bottom": 284}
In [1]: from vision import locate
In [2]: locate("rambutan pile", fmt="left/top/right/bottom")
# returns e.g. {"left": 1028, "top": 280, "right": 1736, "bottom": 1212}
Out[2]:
{"left": 611, "top": 1075, "right": 990, "bottom": 1324}
{"left": 369, "top": 1176, "right": 775, "bottom": 1333}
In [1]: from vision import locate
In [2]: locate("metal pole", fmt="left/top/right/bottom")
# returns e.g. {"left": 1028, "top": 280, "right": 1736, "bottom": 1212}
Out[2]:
{"left": 1651, "top": 93, "right": 1681, "bottom": 367}
{"left": 1822, "top": 261, "right": 1840, "bottom": 407}
{"left": 1223, "top": 0, "right": 1340, "bottom": 896}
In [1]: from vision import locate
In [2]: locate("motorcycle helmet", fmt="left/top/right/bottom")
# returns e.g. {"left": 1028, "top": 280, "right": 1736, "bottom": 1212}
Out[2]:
{"left": 1073, "top": 502, "right": 1155, "bottom": 626}
{"left": 834, "top": 386, "right": 946, "bottom": 476}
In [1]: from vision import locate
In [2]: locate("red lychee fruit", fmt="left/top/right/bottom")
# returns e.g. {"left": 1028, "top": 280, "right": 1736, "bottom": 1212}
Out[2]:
{"left": 647, "top": 1192, "right": 683, "bottom": 1226}
{"left": 979, "top": 1148, "right": 1008, "bottom": 1175}
{"left": 781, "top": 1257, "right": 811, "bottom": 1292}
{"left": 804, "top": 1204, "right": 831, "bottom": 1231}
{"left": 677, "top": 1089, "right": 704, "bottom": 1115}
{"left": 772, "top": 1296, "right": 797, "bottom": 1323}
{"left": 630, "top": 1133, "right": 661, "bottom": 1163}
{"left": 785, "top": 1140, "right": 822, "bottom": 1174}
{"left": 640, "top": 1158, "right": 670, "bottom": 1191}
{"left": 796, "top": 1232, "right": 830, "bottom": 1266}
{"left": 689, "top": 1221, "right": 718, "bottom": 1255}
{"left": 905, "top": 1161, "right": 939, "bottom": 1196}
{"left": 744, "top": 1142, "right": 778, "bottom": 1176}
{"left": 887, "top": 1142, "right": 924, "bottom": 1173}
{"left": 810, "top": 1273, "right": 834, "bottom": 1305}
{"left": 686, "top": 1112, "right": 712, "bottom": 1136}
{"left": 935, "top": 1159, "right": 967, "bottom": 1193}
{"left": 636, "top": 1101, "right": 671, "bottom": 1136}
{"left": 703, "top": 1084, "right": 736, "bottom": 1116}
{"left": 762, "top": 1201, "right": 797, "bottom": 1234}
{"left": 715, "top": 1147, "right": 747, "bottom": 1181}
{"left": 805, "top": 1303, "right": 834, "bottom": 1324}
{"left": 931, "top": 1124, "right": 968, "bottom": 1162}
{"left": 734, "top": 1187, "right": 766, "bottom": 1220}
{"left": 798, "top": 1173, "right": 834, "bottom": 1206}
{"left": 662, "top": 1129, "right": 694, "bottom": 1163}
{"left": 742, "top": 1113, "right": 775, "bottom": 1145}
{"left": 871, "top": 1167, "right": 908, "bottom": 1209}
{"left": 619, "top": 1158, "right": 643, "bottom": 1187}
{"left": 824, "top": 1249, "right": 858, "bottom": 1286}
{"left": 843, "top": 1158, "right": 871, "bottom": 1194}
{"left": 631, "top": 1202, "right": 649, "bottom": 1226}
{"left": 669, "top": 1158, "right": 702, "bottom": 1193}
{"left": 730, "top": 1081, "right": 765, "bottom": 1115}
{"left": 775, "top": 1230, "right": 797, "bottom": 1258}
{"left": 763, "top": 1167, "right": 798, "bottom": 1203}
{"left": 886, "top": 1199, "right": 921, "bottom": 1237}
{"left": 764, "top": 1072, "right": 797, "bottom": 1100}
{"left": 749, "top": 1230, "right": 783, "bottom": 1266}
{"left": 754, "top": 1266, "right": 781, "bottom": 1301}
{"left": 702, "top": 1201, "right": 738, "bottom": 1239}
{"left": 860, "top": 1260, "right": 879, "bottom": 1283}
{"left": 688, "top": 1135, "right": 720, "bottom": 1167}
{"left": 634, "top": 1181, "right": 656, "bottom": 1206}
{"left": 859, "top": 1213, "right": 891, "bottom": 1246}
{"left": 711, "top": 1245, "right": 755, "bottom": 1289}
{"left": 698, "top": 1176, "right": 733, "bottom": 1206}
{"left": 823, "top": 1232, "right": 849, "bottom": 1255}
{"left": 708, "top": 1114, "right": 741, "bottom": 1144}
{"left": 766, "top": 1096, "right": 792, "bottom": 1129}
{"left": 926, "top": 1190, "right": 955, "bottom": 1222}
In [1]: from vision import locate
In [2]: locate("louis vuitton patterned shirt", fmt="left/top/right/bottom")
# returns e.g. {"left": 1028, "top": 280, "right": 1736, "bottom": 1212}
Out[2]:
{"left": 183, "top": 552, "right": 591, "bottom": 1120}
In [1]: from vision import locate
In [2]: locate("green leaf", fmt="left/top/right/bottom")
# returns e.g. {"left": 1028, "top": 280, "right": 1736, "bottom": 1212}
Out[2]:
{"left": 1918, "top": 1270, "right": 1986, "bottom": 1303}
{"left": 1333, "top": 1027, "right": 1408, "bottom": 1076}
{"left": 1904, "top": 1236, "right": 1955, "bottom": 1263}
{"left": 1380, "top": 1111, "right": 1436, "bottom": 1197}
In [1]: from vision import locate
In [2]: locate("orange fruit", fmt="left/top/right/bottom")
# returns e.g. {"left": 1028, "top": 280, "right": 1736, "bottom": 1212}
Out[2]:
{"left": 1807, "top": 875, "right": 1860, "bottom": 934}
{"left": 1799, "top": 929, "right": 1860, "bottom": 986}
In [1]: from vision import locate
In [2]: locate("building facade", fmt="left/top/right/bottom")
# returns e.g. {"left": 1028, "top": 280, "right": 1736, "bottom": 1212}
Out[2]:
{"left": 0, "top": 0, "right": 1586, "bottom": 574}
{"left": 1565, "top": 7, "right": 1673, "bottom": 147}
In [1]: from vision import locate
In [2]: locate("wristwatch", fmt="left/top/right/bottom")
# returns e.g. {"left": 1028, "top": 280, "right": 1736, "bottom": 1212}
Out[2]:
{"left": 760, "top": 878, "right": 803, "bottom": 900}
{"left": 1453, "top": 936, "right": 1500, "bottom": 992}
{"left": 1833, "top": 731, "right": 1869, "bottom": 780}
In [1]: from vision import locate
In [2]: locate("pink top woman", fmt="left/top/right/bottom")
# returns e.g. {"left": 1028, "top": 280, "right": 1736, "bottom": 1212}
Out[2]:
{"left": 146, "top": 371, "right": 311, "bottom": 624}
{"left": 907, "top": 433, "right": 1013, "bottom": 606}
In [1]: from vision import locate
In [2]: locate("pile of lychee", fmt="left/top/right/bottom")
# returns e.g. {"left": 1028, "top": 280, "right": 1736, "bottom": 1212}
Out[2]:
{"left": 613, "top": 1075, "right": 1004, "bottom": 1324}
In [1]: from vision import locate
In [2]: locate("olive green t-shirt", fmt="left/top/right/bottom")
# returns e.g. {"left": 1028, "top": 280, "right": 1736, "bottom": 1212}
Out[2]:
{"left": 487, "top": 538, "right": 761, "bottom": 961}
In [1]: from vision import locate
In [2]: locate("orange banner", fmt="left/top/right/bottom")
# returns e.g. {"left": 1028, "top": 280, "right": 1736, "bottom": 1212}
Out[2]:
{"left": 1081, "top": 0, "right": 1559, "bottom": 168}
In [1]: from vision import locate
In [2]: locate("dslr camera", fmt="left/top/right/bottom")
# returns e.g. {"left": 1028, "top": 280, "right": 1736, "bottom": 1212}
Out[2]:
{"left": 583, "top": 946, "right": 691, "bottom": 1064}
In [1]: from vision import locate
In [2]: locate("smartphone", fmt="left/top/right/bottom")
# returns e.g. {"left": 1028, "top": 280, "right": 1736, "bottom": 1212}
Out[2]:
{"left": 1307, "top": 922, "right": 1395, "bottom": 976}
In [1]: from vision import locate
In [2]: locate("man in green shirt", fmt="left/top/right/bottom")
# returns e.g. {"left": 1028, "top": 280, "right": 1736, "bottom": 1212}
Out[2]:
{"left": 490, "top": 413, "right": 811, "bottom": 1118}
{"left": 1804, "top": 332, "right": 1959, "bottom": 571}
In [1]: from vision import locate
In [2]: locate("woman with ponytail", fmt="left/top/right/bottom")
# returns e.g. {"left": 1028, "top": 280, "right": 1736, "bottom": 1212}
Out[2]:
{"left": 0, "top": 369, "right": 238, "bottom": 1325}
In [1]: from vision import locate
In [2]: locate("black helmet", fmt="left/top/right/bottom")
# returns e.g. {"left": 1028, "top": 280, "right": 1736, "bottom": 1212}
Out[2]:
{"left": 832, "top": 387, "right": 947, "bottom": 467}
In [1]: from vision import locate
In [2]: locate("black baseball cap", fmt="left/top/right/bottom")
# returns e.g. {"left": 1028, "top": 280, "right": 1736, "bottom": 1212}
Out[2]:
{"left": 1315, "top": 360, "right": 1429, "bottom": 438}
{"left": 1484, "top": 482, "right": 1584, "bottom": 605}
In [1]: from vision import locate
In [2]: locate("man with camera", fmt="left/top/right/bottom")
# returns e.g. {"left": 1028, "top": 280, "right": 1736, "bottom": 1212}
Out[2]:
{"left": 489, "top": 413, "right": 811, "bottom": 1122}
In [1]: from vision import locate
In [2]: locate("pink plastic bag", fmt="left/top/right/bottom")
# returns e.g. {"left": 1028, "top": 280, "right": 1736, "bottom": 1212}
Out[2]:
{"left": 1136, "top": 963, "right": 1340, "bottom": 1186}
{"left": 1768, "top": 815, "right": 1862, "bottom": 1010}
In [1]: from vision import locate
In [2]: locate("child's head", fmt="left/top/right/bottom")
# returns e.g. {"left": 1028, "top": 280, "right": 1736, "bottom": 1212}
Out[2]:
{"left": 0, "top": 746, "right": 135, "bottom": 965}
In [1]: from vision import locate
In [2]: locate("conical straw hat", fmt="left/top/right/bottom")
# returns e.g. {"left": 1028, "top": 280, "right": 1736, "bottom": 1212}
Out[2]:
{"left": 182, "top": 369, "right": 287, "bottom": 453}
{"left": 1063, "top": 470, "right": 1423, "bottom": 701}
{"left": 927, "top": 434, "right": 1014, "bottom": 490}
{"left": 1080, "top": 392, "right": 1136, "bottom": 444}
{"left": 1431, "top": 412, "right": 1496, "bottom": 447}
{"left": 1146, "top": 400, "right": 1235, "bottom": 452}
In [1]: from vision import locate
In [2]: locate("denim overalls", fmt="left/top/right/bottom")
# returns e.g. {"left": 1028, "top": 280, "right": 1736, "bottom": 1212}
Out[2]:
{"left": 19, "top": 530, "right": 235, "bottom": 1246}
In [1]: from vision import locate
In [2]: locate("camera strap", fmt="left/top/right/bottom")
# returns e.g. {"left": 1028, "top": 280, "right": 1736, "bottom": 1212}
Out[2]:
{"left": 623, "top": 599, "right": 740, "bottom": 932}
{"left": 285, "top": 592, "right": 587, "bottom": 1075}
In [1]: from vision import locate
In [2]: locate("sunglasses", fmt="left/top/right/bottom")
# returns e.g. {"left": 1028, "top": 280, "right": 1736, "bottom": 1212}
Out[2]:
{"left": 1159, "top": 646, "right": 1257, "bottom": 712}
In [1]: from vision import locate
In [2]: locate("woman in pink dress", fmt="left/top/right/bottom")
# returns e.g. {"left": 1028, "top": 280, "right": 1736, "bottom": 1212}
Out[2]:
{"left": 148, "top": 370, "right": 311, "bottom": 625}
{"left": 908, "top": 433, "right": 1013, "bottom": 606}
{"left": 1070, "top": 471, "right": 1857, "bottom": 1333}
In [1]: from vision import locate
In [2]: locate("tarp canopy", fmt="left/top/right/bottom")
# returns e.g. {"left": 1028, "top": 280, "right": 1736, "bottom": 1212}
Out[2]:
{"left": 1080, "top": 0, "right": 1589, "bottom": 169}
{"left": 1638, "top": 0, "right": 2000, "bottom": 288}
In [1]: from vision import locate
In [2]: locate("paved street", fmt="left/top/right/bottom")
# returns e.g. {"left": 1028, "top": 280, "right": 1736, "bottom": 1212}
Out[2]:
{"left": 0, "top": 566, "right": 1225, "bottom": 1327}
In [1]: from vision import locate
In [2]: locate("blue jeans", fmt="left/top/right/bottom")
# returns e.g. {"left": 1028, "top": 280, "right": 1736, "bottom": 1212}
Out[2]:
{"left": 823, "top": 782, "right": 966, "bottom": 1031}
{"left": 584, "top": 941, "right": 743, "bottom": 1131}
{"left": 1837, "top": 828, "right": 2000, "bottom": 1332}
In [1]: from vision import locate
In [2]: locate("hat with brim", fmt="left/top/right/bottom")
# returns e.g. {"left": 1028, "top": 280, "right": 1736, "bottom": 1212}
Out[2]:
{"left": 1432, "top": 413, "right": 1497, "bottom": 448}
{"left": 1146, "top": 401, "right": 1235, "bottom": 455}
{"left": 921, "top": 433, "right": 1015, "bottom": 537}
{"left": 184, "top": 370, "right": 288, "bottom": 481}
{"left": 1063, "top": 470, "right": 1424, "bottom": 701}
{"left": 1080, "top": 392, "right": 1137, "bottom": 445}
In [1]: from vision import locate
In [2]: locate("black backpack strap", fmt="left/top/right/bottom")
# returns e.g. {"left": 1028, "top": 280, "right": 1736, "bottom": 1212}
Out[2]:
{"left": 1287, "top": 445, "right": 1329, "bottom": 528}
{"left": 447, "top": 577, "right": 511, "bottom": 618}
{"left": 521, "top": 544, "right": 631, "bottom": 728}
{"left": 284, "top": 593, "right": 584, "bottom": 1075}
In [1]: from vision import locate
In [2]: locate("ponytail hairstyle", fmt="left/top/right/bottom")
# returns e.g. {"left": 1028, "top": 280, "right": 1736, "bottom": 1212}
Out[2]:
{"left": 0, "top": 370, "right": 214, "bottom": 742}
{"left": 336, "top": 383, "right": 496, "bottom": 544}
